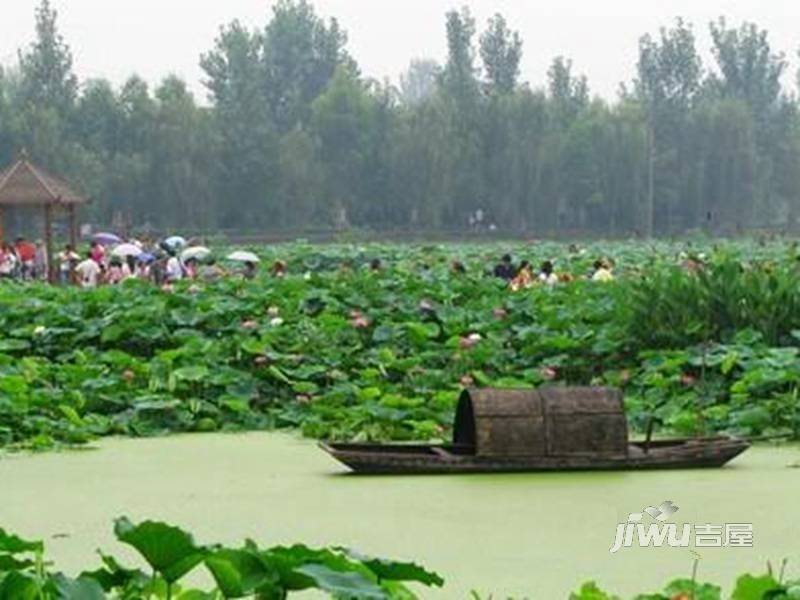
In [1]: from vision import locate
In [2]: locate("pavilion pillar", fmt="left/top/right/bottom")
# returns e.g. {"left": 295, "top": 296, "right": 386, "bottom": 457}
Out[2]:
{"left": 44, "top": 203, "right": 54, "bottom": 283}
{"left": 68, "top": 204, "right": 78, "bottom": 249}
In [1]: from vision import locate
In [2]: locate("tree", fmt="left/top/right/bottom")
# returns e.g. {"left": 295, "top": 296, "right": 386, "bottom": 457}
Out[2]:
{"left": 480, "top": 14, "right": 523, "bottom": 95}
{"left": 0, "top": 67, "right": 21, "bottom": 166}
{"left": 74, "top": 80, "right": 122, "bottom": 155}
{"left": 636, "top": 18, "right": 702, "bottom": 235}
{"left": 398, "top": 59, "right": 440, "bottom": 106}
{"left": 261, "top": 0, "right": 354, "bottom": 132}
{"left": 435, "top": 8, "right": 484, "bottom": 224}
{"left": 775, "top": 95, "right": 800, "bottom": 228}
{"left": 118, "top": 76, "right": 156, "bottom": 155}
{"left": 311, "top": 66, "right": 376, "bottom": 226}
{"left": 440, "top": 7, "right": 479, "bottom": 102}
{"left": 102, "top": 76, "right": 157, "bottom": 227}
{"left": 709, "top": 19, "right": 786, "bottom": 115}
{"left": 276, "top": 128, "right": 323, "bottom": 227}
{"left": 708, "top": 19, "right": 788, "bottom": 226}
{"left": 202, "top": 21, "right": 264, "bottom": 110}
{"left": 18, "top": 0, "right": 77, "bottom": 115}
{"left": 201, "top": 21, "right": 277, "bottom": 228}
{"left": 147, "top": 77, "right": 215, "bottom": 229}
{"left": 5, "top": 1, "right": 800, "bottom": 236}
{"left": 691, "top": 96, "right": 756, "bottom": 229}
{"left": 548, "top": 57, "right": 589, "bottom": 125}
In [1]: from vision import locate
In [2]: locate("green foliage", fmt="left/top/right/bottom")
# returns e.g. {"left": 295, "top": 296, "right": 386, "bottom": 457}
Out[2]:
{"left": 572, "top": 570, "right": 800, "bottom": 600}
{"left": 5, "top": 2, "right": 800, "bottom": 234}
{"left": 625, "top": 259, "right": 800, "bottom": 347}
{"left": 113, "top": 518, "right": 206, "bottom": 584}
{"left": 0, "top": 518, "right": 444, "bottom": 599}
{"left": 2, "top": 241, "right": 800, "bottom": 451}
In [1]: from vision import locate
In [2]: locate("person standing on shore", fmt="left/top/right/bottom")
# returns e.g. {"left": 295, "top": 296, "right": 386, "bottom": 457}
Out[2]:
{"left": 75, "top": 252, "right": 101, "bottom": 288}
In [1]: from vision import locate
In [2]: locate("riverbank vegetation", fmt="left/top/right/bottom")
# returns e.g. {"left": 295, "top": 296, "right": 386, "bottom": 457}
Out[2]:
{"left": 2, "top": 240, "right": 800, "bottom": 451}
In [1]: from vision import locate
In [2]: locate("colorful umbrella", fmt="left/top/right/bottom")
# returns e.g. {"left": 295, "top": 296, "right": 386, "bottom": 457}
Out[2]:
{"left": 92, "top": 232, "right": 122, "bottom": 246}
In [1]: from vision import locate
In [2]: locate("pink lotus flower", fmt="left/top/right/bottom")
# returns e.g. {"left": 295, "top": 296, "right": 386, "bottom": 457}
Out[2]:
{"left": 540, "top": 366, "right": 558, "bottom": 380}
{"left": 296, "top": 394, "right": 312, "bottom": 404}
{"left": 241, "top": 320, "right": 259, "bottom": 330}
{"left": 680, "top": 373, "right": 697, "bottom": 387}
{"left": 253, "top": 356, "right": 269, "bottom": 367}
{"left": 493, "top": 307, "right": 508, "bottom": 320}
{"left": 354, "top": 317, "right": 371, "bottom": 328}
{"left": 122, "top": 369, "right": 135, "bottom": 382}
{"left": 348, "top": 310, "right": 371, "bottom": 328}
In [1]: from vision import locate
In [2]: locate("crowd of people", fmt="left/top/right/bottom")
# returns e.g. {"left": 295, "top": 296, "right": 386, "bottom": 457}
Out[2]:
{"left": 490, "top": 254, "right": 615, "bottom": 290}
{"left": 0, "top": 235, "right": 261, "bottom": 289}
{"left": 1, "top": 232, "right": 623, "bottom": 292}
{"left": 0, "top": 238, "right": 49, "bottom": 280}
{"left": 66, "top": 239, "right": 261, "bottom": 289}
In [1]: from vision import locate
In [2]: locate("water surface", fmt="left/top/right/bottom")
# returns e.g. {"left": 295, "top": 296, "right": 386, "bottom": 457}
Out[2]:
{"left": 2, "top": 434, "right": 798, "bottom": 598}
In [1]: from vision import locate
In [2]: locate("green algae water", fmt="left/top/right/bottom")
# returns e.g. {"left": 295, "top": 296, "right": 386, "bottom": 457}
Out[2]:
{"left": 1, "top": 433, "right": 798, "bottom": 598}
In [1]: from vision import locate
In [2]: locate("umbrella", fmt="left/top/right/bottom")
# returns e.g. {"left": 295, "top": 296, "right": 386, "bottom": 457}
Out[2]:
{"left": 111, "top": 243, "right": 143, "bottom": 258}
{"left": 164, "top": 236, "right": 187, "bottom": 249}
{"left": 226, "top": 251, "right": 260, "bottom": 264}
{"left": 181, "top": 246, "right": 211, "bottom": 261}
{"left": 137, "top": 253, "right": 156, "bottom": 263}
{"left": 92, "top": 232, "right": 122, "bottom": 246}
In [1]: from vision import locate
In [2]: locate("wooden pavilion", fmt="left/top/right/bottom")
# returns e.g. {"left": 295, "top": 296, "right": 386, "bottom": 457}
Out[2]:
{"left": 0, "top": 151, "right": 86, "bottom": 281}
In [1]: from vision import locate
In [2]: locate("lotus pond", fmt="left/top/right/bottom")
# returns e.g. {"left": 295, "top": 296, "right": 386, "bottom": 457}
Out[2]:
{"left": 1, "top": 433, "right": 799, "bottom": 598}
{"left": 3, "top": 239, "right": 800, "bottom": 597}
{"left": 3, "top": 239, "right": 800, "bottom": 451}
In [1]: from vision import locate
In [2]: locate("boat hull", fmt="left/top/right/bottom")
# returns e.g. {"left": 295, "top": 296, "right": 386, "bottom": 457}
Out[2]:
{"left": 320, "top": 437, "right": 750, "bottom": 475}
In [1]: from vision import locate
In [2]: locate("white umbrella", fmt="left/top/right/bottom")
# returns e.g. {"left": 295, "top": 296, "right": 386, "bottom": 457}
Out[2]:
{"left": 226, "top": 250, "right": 260, "bottom": 263}
{"left": 181, "top": 246, "right": 211, "bottom": 261}
{"left": 164, "top": 236, "right": 187, "bottom": 249}
{"left": 111, "top": 243, "right": 143, "bottom": 258}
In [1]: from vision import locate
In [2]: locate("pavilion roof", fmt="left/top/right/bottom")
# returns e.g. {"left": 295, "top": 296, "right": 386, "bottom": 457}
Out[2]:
{"left": 0, "top": 152, "right": 87, "bottom": 207}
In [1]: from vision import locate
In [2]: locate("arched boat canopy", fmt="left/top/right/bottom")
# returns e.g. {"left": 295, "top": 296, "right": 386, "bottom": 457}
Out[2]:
{"left": 454, "top": 387, "right": 628, "bottom": 458}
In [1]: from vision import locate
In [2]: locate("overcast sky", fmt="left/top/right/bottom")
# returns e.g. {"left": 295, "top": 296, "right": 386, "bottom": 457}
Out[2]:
{"left": 4, "top": 0, "right": 800, "bottom": 101}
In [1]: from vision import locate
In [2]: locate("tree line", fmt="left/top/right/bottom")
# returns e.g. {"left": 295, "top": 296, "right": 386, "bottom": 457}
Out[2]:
{"left": 1, "top": 0, "right": 799, "bottom": 236}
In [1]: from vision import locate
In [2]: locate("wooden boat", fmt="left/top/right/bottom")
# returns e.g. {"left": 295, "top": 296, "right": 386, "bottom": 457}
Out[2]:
{"left": 320, "top": 387, "right": 750, "bottom": 474}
